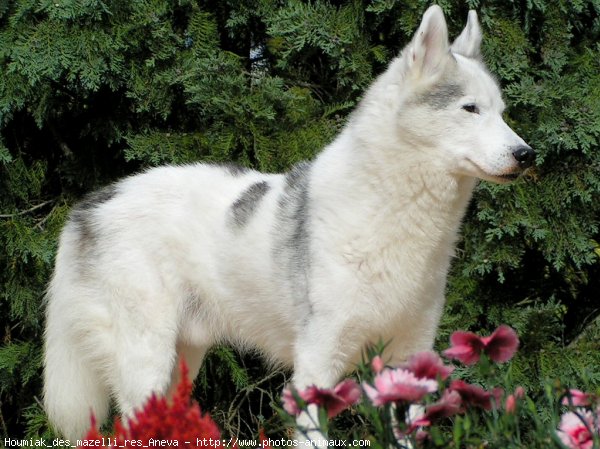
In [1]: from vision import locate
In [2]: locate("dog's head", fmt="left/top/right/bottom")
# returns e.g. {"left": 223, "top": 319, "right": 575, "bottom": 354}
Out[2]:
{"left": 394, "top": 6, "right": 534, "bottom": 183}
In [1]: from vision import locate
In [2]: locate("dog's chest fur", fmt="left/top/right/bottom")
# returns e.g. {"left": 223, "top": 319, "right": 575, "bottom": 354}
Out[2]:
{"left": 309, "top": 147, "right": 474, "bottom": 311}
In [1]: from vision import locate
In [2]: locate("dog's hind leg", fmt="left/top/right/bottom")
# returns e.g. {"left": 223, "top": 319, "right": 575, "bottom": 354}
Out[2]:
{"left": 111, "top": 334, "right": 178, "bottom": 417}
{"left": 168, "top": 342, "right": 209, "bottom": 395}
{"left": 106, "top": 291, "right": 180, "bottom": 417}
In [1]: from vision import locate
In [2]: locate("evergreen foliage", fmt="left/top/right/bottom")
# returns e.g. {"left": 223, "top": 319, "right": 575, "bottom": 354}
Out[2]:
{"left": 0, "top": 0, "right": 598, "bottom": 441}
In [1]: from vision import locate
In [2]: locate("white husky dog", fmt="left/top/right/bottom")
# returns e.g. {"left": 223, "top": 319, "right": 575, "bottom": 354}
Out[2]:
{"left": 43, "top": 5, "right": 534, "bottom": 441}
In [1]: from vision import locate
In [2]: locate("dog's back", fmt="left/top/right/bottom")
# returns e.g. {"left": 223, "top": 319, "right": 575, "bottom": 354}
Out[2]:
{"left": 43, "top": 164, "right": 305, "bottom": 439}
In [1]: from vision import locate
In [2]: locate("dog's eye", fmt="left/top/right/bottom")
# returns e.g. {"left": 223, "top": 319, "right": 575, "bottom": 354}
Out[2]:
{"left": 462, "top": 103, "right": 479, "bottom": 114}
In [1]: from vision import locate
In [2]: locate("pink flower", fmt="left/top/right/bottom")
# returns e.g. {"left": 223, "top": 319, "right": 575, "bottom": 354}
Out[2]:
{"left": 449, "top": 380, "right": 503, "bottom": 411}
{"left": 562, "top": 389, "right": 592, "bottom": 407}
{"left": 415, "top": 430, "right": 430, "bottom": 444}
{"left": 403, "top": 351, "right": 454, "bottom": 381}
{"left": 505, "top": 386, "right": 525, "bottom": 414}
{"left": 282, "top": 388, "right": 304, "bottom": 416}
{"left": 557, "top": 410, "right": 597, "bottom": 449}
{"left": 282, "top": 379, "right": 361, "bottom": 418}
{"left": 505, "top": 394, "right": 517, "bottom": 414}
{"left": 413, "top": 390, "right": 463, "bottom": 427}
{"left": 363, "top": 368, "right": 437, "bottom": 406}
{"left": 371, "top": 355, "right": 385, "bottom": 373}
{"left": 480, "top": 325, "right": 520, "bottom": 363}
{"left": 443, "top": 325, "right": 519, "bottom": 365}
{"left": 305, "top": 379, "right": 362, "bottom": 418}
{"left": 442, "top": 331, "right": 485, "bottom": 365}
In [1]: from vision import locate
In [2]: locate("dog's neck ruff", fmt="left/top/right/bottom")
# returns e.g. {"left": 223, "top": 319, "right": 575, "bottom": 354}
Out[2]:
{"left": 311, "top": 126, "right": 477, "bottom": 255}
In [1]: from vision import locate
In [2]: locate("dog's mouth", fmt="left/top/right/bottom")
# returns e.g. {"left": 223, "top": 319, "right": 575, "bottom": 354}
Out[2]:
{"left": 484, "top": 171, "right": 524, "bottom": 185}
{"left": 465, "top": 159, "right": 524, "bottom": 184}
{"left": 496, "top": 172, "right": 521, "bottom": 182}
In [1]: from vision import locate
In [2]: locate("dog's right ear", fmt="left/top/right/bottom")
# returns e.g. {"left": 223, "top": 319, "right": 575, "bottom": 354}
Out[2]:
{"left": 407, "top": 5, "right": 450, "bottom": 80}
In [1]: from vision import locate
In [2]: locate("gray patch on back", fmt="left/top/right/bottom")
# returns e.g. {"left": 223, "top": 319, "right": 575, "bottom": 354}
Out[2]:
{"left": 273, "top": 162, "right": 312, "bottom": 313}
{"left": 73, "top": 185, "right": 118, "bottom": 213}
{"left": 417, "top": 83, "right": 464, "bottom": 109}
{"left": 70, "top": 184, "right": 118, "bottom": 258}
{"left": 230, "top": 181, "right": 271, "bottom": 228}
{"left": 222, "top": 162, "right": 250, "bottom": 176}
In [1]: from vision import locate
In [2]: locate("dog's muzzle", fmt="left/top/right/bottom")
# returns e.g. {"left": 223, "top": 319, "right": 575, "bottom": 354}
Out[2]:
{"left": 512, "top": 145, "right": 535, "bottom": 169}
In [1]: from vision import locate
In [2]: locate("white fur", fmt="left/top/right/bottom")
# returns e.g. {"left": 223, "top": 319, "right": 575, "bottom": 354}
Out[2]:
{"left": 43, "top": 6, "right": 532, "bottom": 441}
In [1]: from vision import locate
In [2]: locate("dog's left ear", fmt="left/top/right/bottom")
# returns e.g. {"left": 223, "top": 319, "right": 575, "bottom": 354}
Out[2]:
{"left": 451, "top": 10, "right": 482, "bottom": 59}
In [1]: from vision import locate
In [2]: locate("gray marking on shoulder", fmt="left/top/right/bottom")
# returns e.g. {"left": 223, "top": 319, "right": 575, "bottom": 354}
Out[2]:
{"left": 230, "top": 181, "right": 271, "bottom": 228}
{"left": 417, "top": 83, "right": 464, "bottom": 109}
{"left": 273, "top": 162, "right": 313, "bottom": 314}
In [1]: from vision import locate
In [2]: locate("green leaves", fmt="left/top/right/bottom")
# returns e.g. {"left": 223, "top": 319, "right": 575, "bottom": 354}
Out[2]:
{"left": 0, "top": 341, "right": 40, "bottom": 391}
{"left": 265, "top": 1, "right": 375, "bottom": 95}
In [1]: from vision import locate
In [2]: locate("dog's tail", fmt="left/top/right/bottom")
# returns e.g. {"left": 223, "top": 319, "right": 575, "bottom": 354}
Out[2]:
{"left": 43, "top": 241, "right": 110, "bottom": 442}
{"left": 43, "top": 301, "right": 111, "bottom": 442}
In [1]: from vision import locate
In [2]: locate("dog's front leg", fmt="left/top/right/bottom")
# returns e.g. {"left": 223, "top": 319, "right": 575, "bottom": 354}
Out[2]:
{"left": 290, "top": 319, "right": 356, "bottom": 447}
{"left": 294, "top": 404, "right": 327, "bottom": 447}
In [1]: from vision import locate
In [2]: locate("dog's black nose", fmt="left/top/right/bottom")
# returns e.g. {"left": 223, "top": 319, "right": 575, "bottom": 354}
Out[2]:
{"left": 512, "top": 145, "right": 535, "bottom": 169}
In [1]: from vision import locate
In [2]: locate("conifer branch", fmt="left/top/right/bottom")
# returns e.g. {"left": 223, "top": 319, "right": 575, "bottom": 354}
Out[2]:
{"left": 0, "top": 200, "right": 54, "bottom": 218}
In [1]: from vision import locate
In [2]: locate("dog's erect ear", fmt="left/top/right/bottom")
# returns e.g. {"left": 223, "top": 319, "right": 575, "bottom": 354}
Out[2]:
{"left": 408, "top": 5, "right": 450, "bottom": 79}
{"left": 451, "top": 10, "right": 482, "bottom": 59}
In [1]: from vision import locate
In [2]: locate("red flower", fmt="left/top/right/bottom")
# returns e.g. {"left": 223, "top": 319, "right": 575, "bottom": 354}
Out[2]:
{"left": 403, "top": 351, "right": 454, "bottom": 381}
{"left": 81, "top": 416, "right": 103, "bottom": 442}
{"left": 79, "top": 361, "right": 221, "bottom": 447}
{"left": 282, "top": 379, "right": 361, "bottom": 418}
{"left": 449, "top": 380, "right": 503, "bottom": 411}
{"left": 259, "top": 428, "right": 271, "bottom": 449}
{"left": 443, "top": 325, "right": 519, "bottom": 365}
